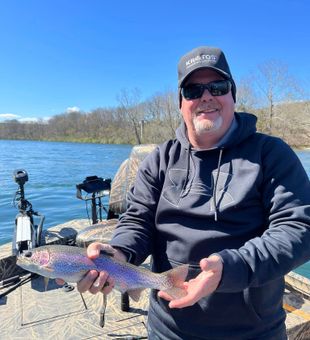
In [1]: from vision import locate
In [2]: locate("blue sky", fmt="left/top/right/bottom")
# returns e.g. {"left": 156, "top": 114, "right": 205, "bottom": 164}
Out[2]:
{"left": 0, "top": 0, "right": 309, "bottom": 121}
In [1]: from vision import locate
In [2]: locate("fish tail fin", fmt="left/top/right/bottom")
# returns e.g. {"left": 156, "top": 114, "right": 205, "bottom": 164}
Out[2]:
{"left": 162, "top": 264, "right": 189, "bottom": 299}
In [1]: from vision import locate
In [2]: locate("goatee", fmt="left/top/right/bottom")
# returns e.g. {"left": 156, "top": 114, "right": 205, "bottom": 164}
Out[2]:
{"left": 193, "top": 116, "right": 223, "bottom": 134}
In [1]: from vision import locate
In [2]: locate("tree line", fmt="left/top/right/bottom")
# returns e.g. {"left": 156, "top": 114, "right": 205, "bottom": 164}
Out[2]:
{"left": 1, "top": 60, "right": 309, "bottom": 147}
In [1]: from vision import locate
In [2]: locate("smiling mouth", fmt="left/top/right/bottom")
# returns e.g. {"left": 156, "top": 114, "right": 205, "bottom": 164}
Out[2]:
{"left": 197, "top": 108, "right": 219, "bottom": 115}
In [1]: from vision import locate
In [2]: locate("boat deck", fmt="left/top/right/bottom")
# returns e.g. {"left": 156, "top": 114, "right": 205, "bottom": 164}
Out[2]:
{"left": 1, "top": 275, "right": 149, "bottom": 339}
{"left": 0, "top": 219, "right": 309, "bottom": 339}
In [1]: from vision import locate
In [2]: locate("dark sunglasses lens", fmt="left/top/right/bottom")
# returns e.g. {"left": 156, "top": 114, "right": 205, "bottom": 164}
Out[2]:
{"left": 209, "top": 80, "right": 231, "bottom": 96}
{"left": 182, "top": 84, "right": 204, "bottom": 100}
{"left": 182, "top": 80, "right": 231, "bottom": 100}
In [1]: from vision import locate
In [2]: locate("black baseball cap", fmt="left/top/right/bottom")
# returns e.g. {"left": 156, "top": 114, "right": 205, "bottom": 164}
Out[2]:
{"left": 178, "top": 46, "right": 236, "bottom": 107}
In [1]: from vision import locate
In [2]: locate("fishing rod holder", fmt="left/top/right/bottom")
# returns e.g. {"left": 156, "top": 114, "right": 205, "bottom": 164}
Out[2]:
{"left": 76, "top": 176, "right": 111, "bottom": 224}
{"left": 12, "top": 169, "right": 45, "bottom": 256}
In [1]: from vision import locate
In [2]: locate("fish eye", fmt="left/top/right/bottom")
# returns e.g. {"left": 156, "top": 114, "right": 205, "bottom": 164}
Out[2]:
{"left": 24, "top": 251, "right": 32, "bottom": 258}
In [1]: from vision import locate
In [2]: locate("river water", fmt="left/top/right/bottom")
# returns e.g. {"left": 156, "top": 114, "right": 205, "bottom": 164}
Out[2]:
{"left": 0, "top": 140, "right": 309, "bottom": 278}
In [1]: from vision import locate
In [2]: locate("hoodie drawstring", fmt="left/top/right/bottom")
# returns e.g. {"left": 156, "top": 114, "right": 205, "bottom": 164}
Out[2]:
{"left": 213, "top": 148, "right": 224, "bottom": 221}
{"left": 183, "top": 145, "right": 223, "bottom": 221}
{"left": 180, "top": 143, "right": 192, "bottom": 198}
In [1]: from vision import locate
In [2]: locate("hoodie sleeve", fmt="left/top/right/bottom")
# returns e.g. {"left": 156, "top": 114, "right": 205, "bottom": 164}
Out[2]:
{"left": 216, "top": 138, "right": 310, "bottom": 292}
{"left": 110, "top": 145, "right": 164, "bottom": 265}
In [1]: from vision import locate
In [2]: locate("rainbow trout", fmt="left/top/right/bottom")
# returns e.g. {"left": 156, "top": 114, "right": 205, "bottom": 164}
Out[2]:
{"left": 17, "top": 244, "right": 188, "bottom": 301}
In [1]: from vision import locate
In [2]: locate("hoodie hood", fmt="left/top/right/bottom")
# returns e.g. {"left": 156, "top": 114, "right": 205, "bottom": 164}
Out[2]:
{"left": 176, "top": 112, "right": 257, "bottom": 149}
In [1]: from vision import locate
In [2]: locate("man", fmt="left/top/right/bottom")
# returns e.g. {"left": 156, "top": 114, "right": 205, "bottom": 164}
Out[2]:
{"left": 77, "top": 46, "right": 310, "bottom": 339}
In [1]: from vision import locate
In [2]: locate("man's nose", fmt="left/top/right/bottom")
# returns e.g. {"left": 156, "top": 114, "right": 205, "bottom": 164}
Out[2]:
{"left": 201, "top": 88, "right": 213, "bottom": 101}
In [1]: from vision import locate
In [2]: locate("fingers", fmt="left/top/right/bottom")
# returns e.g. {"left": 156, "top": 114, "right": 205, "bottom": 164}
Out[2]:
{"left": 200, "top": 258, "right": 209, "bottom": 271}
{"left": 76, "top": 243, "right": 119, "bottom": 295}
{"left": 200, "top": 255, "right": 223, "bottom": 272}
{"left": 77, "top": 269, "right": 115, "bottom": 294}
{"left": 87, "top": 242, "right": 116, "bottom": 259}
{"left": 158, "top": 289, "right": 198, "bottom": 309}
{"left": 86, "top": 242, "right": 127, "bottom": 264}
{"left": 89, "top": 271, "right": 115, "bottom": 295}
{"left": 89, "top": 271, "right": 109, "bottom": 295}
{"left": 77, "top": 270, "right": 98, "bottom": 293}
{"left": 157, "top": 290, "right": 174, "bottom": 301}
{"left": 101, "top": 275, "right": 115, "bottom": 295}
{"left": 168, "top": 296, "right": 191, "bottom": 308}
{"left": 158, "top": 256, "right": 224, "bottom": 309}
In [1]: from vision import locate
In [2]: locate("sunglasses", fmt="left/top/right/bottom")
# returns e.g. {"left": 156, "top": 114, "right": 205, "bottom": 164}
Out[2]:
{"left": 181, "top": 80, "right": 232, "bottom": 100}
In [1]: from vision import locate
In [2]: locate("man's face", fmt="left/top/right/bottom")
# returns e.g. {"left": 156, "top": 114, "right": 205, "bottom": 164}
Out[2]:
{"left": 180, "top": 68, "right": 235, "bottom": 148}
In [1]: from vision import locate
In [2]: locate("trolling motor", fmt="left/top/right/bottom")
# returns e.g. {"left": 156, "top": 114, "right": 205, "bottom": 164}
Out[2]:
{"left": 12, "top": 169, "right": 45, "bottom": 256}
{"left": 76, "top": 176, "right": 111, "bottom": 224}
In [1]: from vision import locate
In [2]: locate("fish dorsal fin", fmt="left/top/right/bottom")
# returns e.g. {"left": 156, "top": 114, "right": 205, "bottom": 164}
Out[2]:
{"left": 127, "top": 288, "right": 145, "bottom": 302}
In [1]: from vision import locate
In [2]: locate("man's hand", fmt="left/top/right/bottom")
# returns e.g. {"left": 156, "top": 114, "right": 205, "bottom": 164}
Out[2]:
{"left": 56, "top": 242, "right": 127, "bottom": 295}
{"left": 158, "top": 254, "right": 223, "bottom": 308}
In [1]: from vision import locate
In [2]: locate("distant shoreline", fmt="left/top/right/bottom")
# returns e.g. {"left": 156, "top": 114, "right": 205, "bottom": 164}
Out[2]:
{"left": 1, "top": 138, "right": 310, "bottom": 149}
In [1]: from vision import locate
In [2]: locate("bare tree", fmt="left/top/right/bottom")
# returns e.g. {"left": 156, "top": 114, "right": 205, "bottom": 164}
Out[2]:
{"left": 254, "top": 60, "right": 302, "bottom": 134}
{"left": 145, "top": 90, "right": 181, "bottom": 141}
{"left": 116, "top": 88, "right": 144, "bottom": 144}
{"left": 1, "top": 63, "right": 309, "bottom": 148}
{"left": 235, "top": 76, "right": 257, "bottom": 113}
{"left": 162, "top": 91, "right": 181, "bottom": 139}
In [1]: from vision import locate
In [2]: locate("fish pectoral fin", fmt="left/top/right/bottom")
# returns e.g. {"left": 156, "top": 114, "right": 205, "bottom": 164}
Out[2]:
{"left": 44, "top": 277, "right": 50, "bottom": 291}
{"left": 127, "top": 288, "right": 145, "bottom": 302}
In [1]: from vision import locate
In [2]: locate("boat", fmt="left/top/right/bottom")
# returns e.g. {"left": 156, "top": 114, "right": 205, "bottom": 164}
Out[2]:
{"left": 0, "top": 144, "right": 309, "bottom": 339}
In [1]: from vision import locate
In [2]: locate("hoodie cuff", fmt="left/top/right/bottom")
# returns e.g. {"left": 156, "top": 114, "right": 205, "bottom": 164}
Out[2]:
{"left": 215, "top": 249, "right": 249, "bottom": 293}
